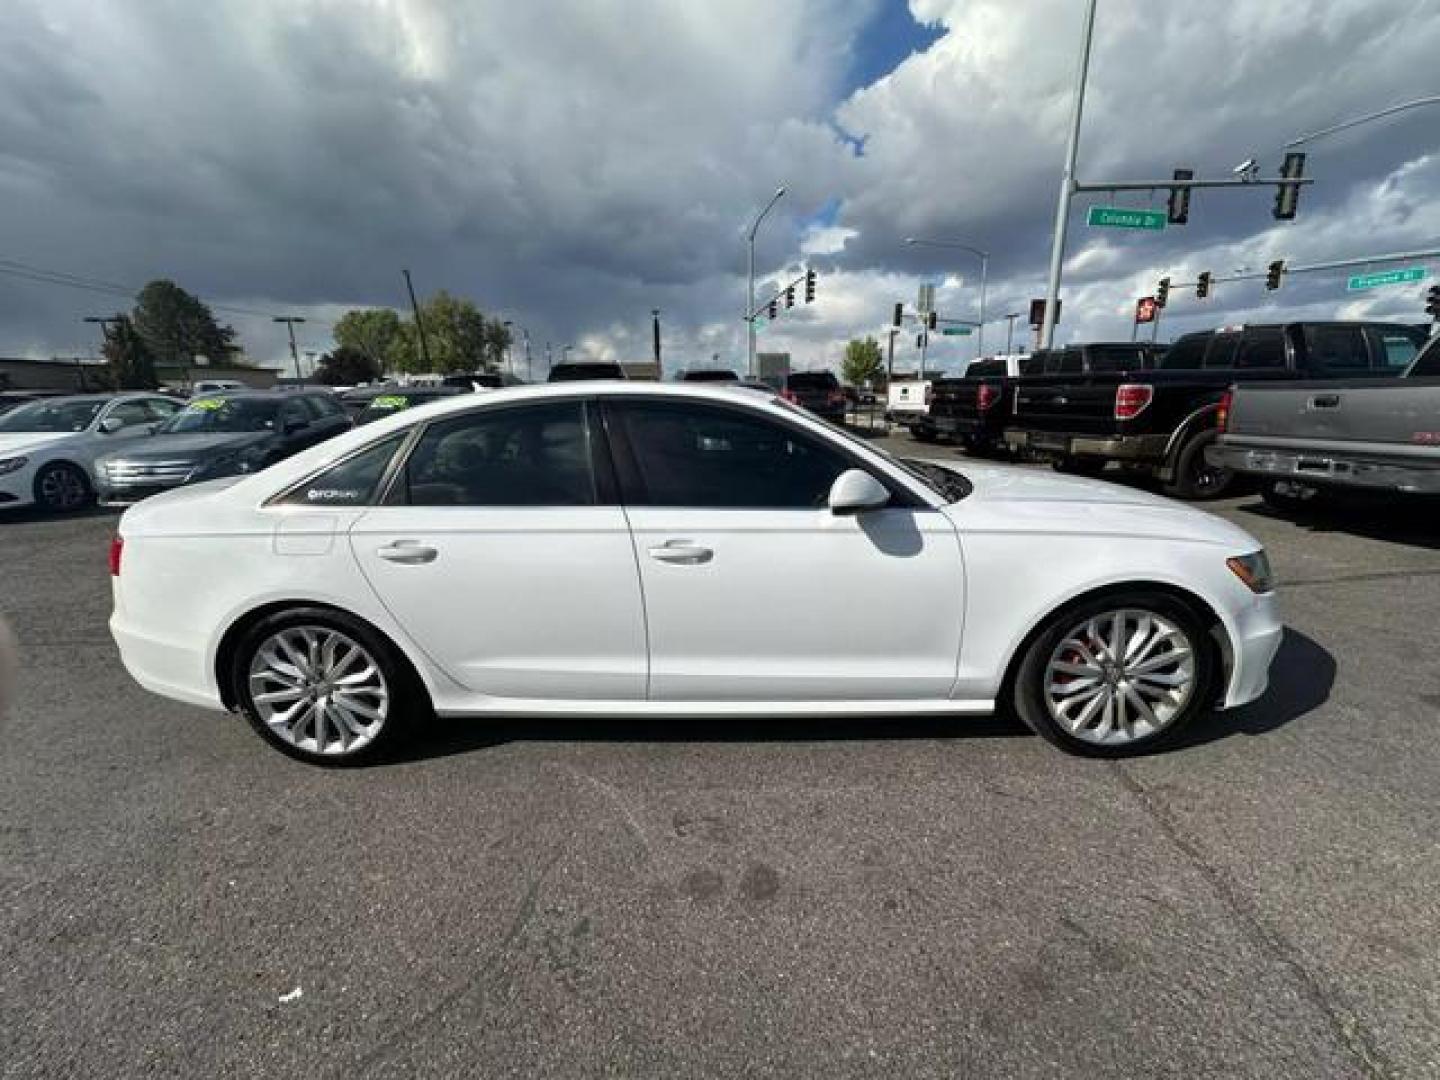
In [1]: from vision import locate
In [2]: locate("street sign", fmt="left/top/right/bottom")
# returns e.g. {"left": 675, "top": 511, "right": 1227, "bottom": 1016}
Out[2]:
{"left": 1346, "top": 266, "right": 1427, "bottom": 291}
{"left": 1086, "top": 206, "right": 1167, "bottom": 231}
{"left": 1028, "top": 298, "right": 1061, "bottom": 328}
{"left": 940, "top": 327, "right": 972, "bottom": 336}
{"left": 1134, "top": 296, "right": 1158, "bottom": 324}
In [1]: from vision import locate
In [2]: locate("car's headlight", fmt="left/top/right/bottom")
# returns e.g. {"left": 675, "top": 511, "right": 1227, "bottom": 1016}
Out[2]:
{"left": 1227, "top": 550, "right": 1275, "bottom": 594}
{"left": 0, "top": 456, "right": 29, "bottom": 475}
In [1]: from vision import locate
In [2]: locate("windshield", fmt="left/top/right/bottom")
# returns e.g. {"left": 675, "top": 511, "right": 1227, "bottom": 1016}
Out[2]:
{"left": 0, "top": 399, "right": 102, "bottom": 433}
{"left": 160, "top": 397, "right": 279, "bottom": 434}
{"left": 787, "top": 372, "right": 838, "bottom": 391}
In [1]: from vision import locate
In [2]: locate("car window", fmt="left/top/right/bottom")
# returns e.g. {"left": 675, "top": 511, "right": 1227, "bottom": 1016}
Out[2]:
{"left": 106, "top": 400, "right": 157, "bottom": 428}
{"left": 1018, "top": 351, "right": 1052, "bottom": 376}
{"left": 1408, "top": 336, "right": 1440, "bottom": 377}
{"left": 275, "top": 435, "right": 406, "bottom": 507}
{"left": 1058, "top": 348, "right": 1082, "bottom": 374}
{"left": 1305, "top": 326, "right": 1369, "bottom": 374}
{"left": 1086, "top": 346, "right": 1145, "bottom": 373}
{"left": 162, "top": 397, "right": 278, "bottom": 433}
{"left": 397, "top": 401, "right": 596, "bottom": 506}
{"left": 1202, "top": 334, "right": 1240, "bottom": 369}
{"left": 1235, "top": 329, "right": 1285, "bottom": 369}
{"left": 279, "top": 399, "right": 311, "bottom": 429}
{"left": 1158, "top": 334, "right": 1209, "bottom": 370}
{"left": 613, "top": 400, "right": 851, "bottom": 509}
{"left": 1375, "top": 331, "right": 1421, "bottom": 373}
{"left": 305, "top": 394, "right": 343, "bottom": 419}
{"left": 786, "top": 372, "right": 839, "bottom": 391}
{"left": 145, "top": 398, "right": 181, "bottom": 421}
{"left": 966, "top": 359, "right": 1005, "bottom": 378}
{"left": 0, "top": 399, "right": 104, "bottom": 433}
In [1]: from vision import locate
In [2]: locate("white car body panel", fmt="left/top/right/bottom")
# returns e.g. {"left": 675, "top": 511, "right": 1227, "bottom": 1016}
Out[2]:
{"left": 0, "top": 395, "right": 177, "bottom": 509}
{"left": 109, "top": 383, "right": 1282, "bottom": 727}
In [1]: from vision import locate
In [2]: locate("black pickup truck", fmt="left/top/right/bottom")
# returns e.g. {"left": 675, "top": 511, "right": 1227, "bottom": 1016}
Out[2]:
{"left": 1002, "top": 322, "right": 1430, "bottom": 499}
{"left": 918, "top": 344, "right": 1162, "bottom": 454}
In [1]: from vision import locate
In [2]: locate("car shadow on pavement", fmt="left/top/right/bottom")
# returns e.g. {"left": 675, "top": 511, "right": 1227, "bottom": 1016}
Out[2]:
{"left": 0, "top": 505, "right": 119, "bottom": 526}
{"left": 1235, "top": 496, "right": 1440, "bottom": 551}
{"left": 1171, "top": 626, "right": 1335, "bottom": 751}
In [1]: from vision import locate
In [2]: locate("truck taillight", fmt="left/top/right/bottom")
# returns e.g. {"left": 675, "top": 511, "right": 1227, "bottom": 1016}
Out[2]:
{"left": 977, "top": 383, "right": 1000, "bottom": 411}
{"left": 1216, "top": 388, "right": 1233, "bottom": 433}
{"left": 1115, "top": 383, "right": 1154, "bottom": 420}
{"left": 108, "top": 535, "right": 124, "bottom": 577}
{"left": 825, "top": 390, "right": 844, "bottom": 405}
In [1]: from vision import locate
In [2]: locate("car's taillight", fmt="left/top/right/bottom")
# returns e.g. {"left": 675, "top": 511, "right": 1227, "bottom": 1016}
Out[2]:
{"left": 976, "top": 383, "right": 1000, "bottom": 411}
{"left": 826, "top": 390, "right": 844, "bottom": 405}
{"left": 108, "top": 535, "right": 124, "bottom": 577}
{"left": 1216, "top": 388, "right": 1233, "bottom": 433}
{"left": 1115, "top": 383, "right": 1154, "bottom": 420}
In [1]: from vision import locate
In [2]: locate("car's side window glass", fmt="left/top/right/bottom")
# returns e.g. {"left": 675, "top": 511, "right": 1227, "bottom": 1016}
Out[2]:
{"left": 1376, "top": 332, "right": 1420, "bottom": 373}
{"left": 1202, "top": 335, "right": 1240, "bottom": 369}
{"left": 399, "top": 401, "right": 596, "bottom": 507}
{"left": 145, "top": 398, "right": 181, "bottom": 421}
{"left": 275, "top": 435, "right": 405, "bottom": 507}
{"left": 1159, "top": 335, "right": 1208, "bottom": 369}
{"left": 1409, "top": 337, "right": 1440, "bottom": 377}
{"left": 279, "top": 400, "right": 310, "bottom": 430}
{"left": 614, "top": 401, "right": 852, "bottom": 509}
{"left": 106, "top": 400, "right": 154, "bottom": 428}
{"left": 1235, "top": 329, "right": 1285, "bottom": 369}
{"left": 1306, "top": 326, "right": 1369, "bottom": 374}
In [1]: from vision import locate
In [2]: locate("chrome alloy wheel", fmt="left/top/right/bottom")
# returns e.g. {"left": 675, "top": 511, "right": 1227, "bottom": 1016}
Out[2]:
{"left": 247, "top": 626, "right": 390, "bottom": 756}
{"left": 1043, "top": 609, "right": 1196, "bottom": 746}
{"left": 38, "top": 465, "right": 89, "bottom": 511}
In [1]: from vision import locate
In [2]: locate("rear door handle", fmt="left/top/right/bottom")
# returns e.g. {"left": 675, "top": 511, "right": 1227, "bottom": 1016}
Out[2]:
{"left": 377, "top": 540, "right": 438, "bottom": 565}
{"left": 1310, "top": 394, "right": 1341, "bottom": 409}
{"left": 647, "top": 540, "right": 713, "bottom": 565}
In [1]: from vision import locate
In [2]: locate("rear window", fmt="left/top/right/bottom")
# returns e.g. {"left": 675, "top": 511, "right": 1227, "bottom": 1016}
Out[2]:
{"left": 1235, "top": 329, "right": 1286, "bottom": 369}
{"left": 1304, "top": 325, "right": 1370, "bottom": 374}
{"left": 1159, "top": 334, "right": 1210, "bottom": 370}
{"left": 1375, "top": 329, "right": 1425, "bottom": 373}
{"left": 966, "top": 359, "right": 1005, "bottom": 378}
{"left": 786, "top": 372, "right": 839, "bottom": 390}
{"left": 1058, "top": 348, "right": 1083, "bottom": 374}
{"left": 1019, "top": 350, "right": 1057, "bottom": 375}
{"left": 1406, "top": 335, "right": 1440, "bottom": 377}
{"left": 1086, "top": 346, "right": 1147, "bottom": 373}
{"left": 1203, "top": 335, "right": 1241, "bottom": 369}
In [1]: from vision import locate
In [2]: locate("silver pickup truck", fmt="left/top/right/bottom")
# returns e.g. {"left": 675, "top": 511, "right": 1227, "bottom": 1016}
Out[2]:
{"left": 1207, "top": 332, "right": 1440, "bottom": 505}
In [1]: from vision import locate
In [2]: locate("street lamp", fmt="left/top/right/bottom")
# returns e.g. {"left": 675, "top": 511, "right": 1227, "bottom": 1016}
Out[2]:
{"left": 746, "top": 186, "right": 787, "bottom": 377}
{"left": 905, "top": 237, "right": 990, "bottom": 357}
{"left": 1285, "top": 95, "right": 1440, "bottom": 149}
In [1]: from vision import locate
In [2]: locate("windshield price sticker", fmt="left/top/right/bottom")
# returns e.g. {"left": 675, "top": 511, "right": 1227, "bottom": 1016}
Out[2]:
{"left": 189, "top": 398, "right": 225, "bottom": 411}
{"left": 371, "top": 395, "right": 409, "bottom": 410}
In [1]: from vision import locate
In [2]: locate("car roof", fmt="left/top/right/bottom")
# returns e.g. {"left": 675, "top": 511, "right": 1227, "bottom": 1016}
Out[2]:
{"left": 18, "top": 391, "right": 163, "bottom": 405}
{"left": 187, "top": 389, "right": 318, "bottom": 400}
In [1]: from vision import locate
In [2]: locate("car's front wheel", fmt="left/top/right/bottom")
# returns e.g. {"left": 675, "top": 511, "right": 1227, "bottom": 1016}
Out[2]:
{"left": 233, "top": 608, "right": 421, "bottom": 765}
{"left": 33, "top": 462, "right": 92, "bottom": 513}
{"left": 1012, "top": 592, "right": 1216, "bottom": 756}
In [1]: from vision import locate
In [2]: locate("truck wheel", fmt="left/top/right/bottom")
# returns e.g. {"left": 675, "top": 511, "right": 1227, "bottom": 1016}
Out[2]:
{"left": 1163, "top": 429, "right": 1233, "bottom": 501}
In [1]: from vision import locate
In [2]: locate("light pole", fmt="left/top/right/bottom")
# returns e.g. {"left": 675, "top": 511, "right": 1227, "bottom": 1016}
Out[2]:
{"left": 905, "top": 237, "right": 990, "bottom": 357}
{"left": 651, "top": 309, "right": 662, "bottom": 372}
{"left": 1285, "top": 95, "right": 1440, "bottom": 149}
{"left": 273, "top": 316, "right": 306, "bottom": 379}
{"left": 746, "top": 186, "right": 786, "bottom": 377}
{"left": 1003, "top": 312, "right": 1022, "bottom": 355}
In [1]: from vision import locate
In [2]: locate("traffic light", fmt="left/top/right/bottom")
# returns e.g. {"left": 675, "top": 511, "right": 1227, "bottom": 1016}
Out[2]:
{"left": 927, "top": 311, "right": 937, "bottom": 331}
{"left": 785, "top": 286, "right": 795, "bottom": 309}
{"left": 1167, "top": 168, "right": 1193, "bottom": 225}
{"left": 892, "top": 302, "right": 904, "bottom": 327}
{"left": 1156, "top": 276, "right": 1171, "bottom": 308}
{"left": 1426, "top": 285, "right": 1440, "bottom": 319}
{"left": 1273, "top": 152, "right": 1305, "bottom": 220}
{"left": 1196, "top": 271, "right": 1212, "bottom": 299}
{"left": 768, "top": 299, "right": 778, "bottom": 319}
{"left": 1265, "top": 260, "right": 1285, "bottom": 291}
{"left": 804, "top": 268, "right": 817, "bottom": 303}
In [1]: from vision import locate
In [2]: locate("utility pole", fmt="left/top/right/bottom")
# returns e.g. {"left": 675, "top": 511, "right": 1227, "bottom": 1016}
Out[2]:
{"left": 402, "top": 269, "right": 432, "bottom": 371}
{"left": 651, "top": 309, "right": 662, "bottom": 371}
{"left": 272, "top": 316, "right": 306, "bottom": 379}
{"left": 886, "top": 328, "right": 897, "bottom": 386}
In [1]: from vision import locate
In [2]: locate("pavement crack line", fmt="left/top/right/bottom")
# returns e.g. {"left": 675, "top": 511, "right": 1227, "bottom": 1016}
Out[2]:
{"left": 1280, "top": 566, "right": 1440, "bottom": 590}
{"left": 1108, "top": 761, "right": 1395, "bottom": 1080}
{"left": 563, "top": 764, "right": 653, "bottom": 863}
{"left": 348, "top": 846, "right": 564, "bottom": 1078}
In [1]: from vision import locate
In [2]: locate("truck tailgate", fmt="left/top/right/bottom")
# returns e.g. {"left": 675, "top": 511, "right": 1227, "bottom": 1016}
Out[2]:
{"left": 1012, "top": 377, "right": 1117, "bottom": 433}
{"left": 1227, "top": 378, "right": 1440, "bottom": 446}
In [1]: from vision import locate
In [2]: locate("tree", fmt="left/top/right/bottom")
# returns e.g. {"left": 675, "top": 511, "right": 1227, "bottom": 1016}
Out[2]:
{"left": 101, "top": 316, "right": 159, "bottom": 389}
{"left": 131, "top": 280, "right": 236, "bottom": 368}
{"left": 841, "top": 336, "right": 884, "bottom": 386}
{"left": 419, "top": 290, "right": 490, "bottom": 373}
{"left": 314, "top": 346, "right": 382, "bottom": 386}
{"left": 334, "top": 308, "right": 406, "bottom": 373}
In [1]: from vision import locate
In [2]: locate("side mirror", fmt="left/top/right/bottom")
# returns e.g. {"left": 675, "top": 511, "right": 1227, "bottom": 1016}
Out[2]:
{"left": 828, "top": 469, "right": 889, "bottom": 515}
{"left": 98, "top": 416, "right": 123, "bottom": 434}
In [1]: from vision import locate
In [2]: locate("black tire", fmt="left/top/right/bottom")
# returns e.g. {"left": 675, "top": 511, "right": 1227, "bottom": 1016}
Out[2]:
{"left": 1053, "top": 456, "right": 1107, "bottom": 478}
{"left": 1011, "top": 590, "right": 1217, "bottom": 758}
{"left": 230, "top": 606, "right": 426, "bottom": 766}
{"left": 32, "top": 461, "right": 93, "bottom": 513}
{"left": 1163, "top": 428, "right": 1233, "bottom": 500}
{"left": 910, "top": 424, "right": 937, "bottom": 443}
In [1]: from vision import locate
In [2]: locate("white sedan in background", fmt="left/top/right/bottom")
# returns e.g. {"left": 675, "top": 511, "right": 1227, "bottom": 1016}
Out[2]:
{"left": 0, "top": 393, "right": 181, "bottom": 512}
{"left": 109, "top": 383, "right": 1281, "bottom": 764}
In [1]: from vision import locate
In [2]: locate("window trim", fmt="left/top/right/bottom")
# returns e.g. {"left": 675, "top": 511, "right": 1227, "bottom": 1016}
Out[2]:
{"left": 597, "top": 395, "right": 927, "bottom": 511}
{"left": 266, "top": 431, "right": 412, "bottom": 509}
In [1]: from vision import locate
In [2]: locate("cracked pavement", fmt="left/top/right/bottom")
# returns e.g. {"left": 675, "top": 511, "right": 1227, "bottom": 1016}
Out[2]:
{"left": 2, "top": 459, "right": 1438, "bottom": 1078}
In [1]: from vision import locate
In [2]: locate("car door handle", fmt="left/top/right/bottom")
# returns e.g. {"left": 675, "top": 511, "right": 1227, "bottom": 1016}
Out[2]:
{"left": 377, "top": 541, "right": 438, "bottom": 565}
{"left": 1310, "top": 394, "right": 1341, "bottom": 409}
{"left": 647, "top": 540, "right": 713, "bottom": 565}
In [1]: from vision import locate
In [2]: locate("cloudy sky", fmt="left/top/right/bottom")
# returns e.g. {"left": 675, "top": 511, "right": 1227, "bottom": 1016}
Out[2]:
{"left": 2, "top": 0, "right": 1438, "bottom": 376}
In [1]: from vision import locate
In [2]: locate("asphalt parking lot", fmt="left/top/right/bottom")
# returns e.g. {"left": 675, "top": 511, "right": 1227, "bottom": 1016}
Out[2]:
{"left": 3, "top": 442, "right": 1439, "bottom": 1079}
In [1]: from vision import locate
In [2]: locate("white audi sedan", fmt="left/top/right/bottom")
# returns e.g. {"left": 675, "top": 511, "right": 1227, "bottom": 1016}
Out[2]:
{"left": 109, "top": 383, "right": 1281, "bottom": 764}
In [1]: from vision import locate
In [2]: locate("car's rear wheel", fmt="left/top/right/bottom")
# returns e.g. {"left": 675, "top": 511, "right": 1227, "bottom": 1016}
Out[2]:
{"left": 233, "top": 608, "right": 420, "bottom": 765}
{"left": 33, "top": 462, "right": 92, "bottom": 513}
{"left": 1012, "top": 592, "right": 1215, "bottom": 757}
{"left": 1164, "top": 429, "right": 1233, "bottom": 500}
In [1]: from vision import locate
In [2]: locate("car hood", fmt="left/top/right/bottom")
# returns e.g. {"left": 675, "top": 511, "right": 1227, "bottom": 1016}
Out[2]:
{"left": 101, "top": 432, "right": 269, "bottom": 463}
{"left": 0, "top": 432, "right": 79, "bottom": 458}
{"left": 935, "top": 462, "right": 1259, "bottom": 550}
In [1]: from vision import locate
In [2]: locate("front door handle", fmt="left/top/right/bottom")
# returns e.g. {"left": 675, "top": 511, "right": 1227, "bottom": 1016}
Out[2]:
{"left": 377, "top": 540, "right": 438, "bottom": 565}
{"left": 647, "top": 540, "right": 713, "bottom": 565}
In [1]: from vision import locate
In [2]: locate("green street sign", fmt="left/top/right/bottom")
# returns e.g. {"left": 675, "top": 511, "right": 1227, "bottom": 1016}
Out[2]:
{"left": 1086, "top": 206, "right": 1167, "bottom": 231}
{"left": 940, "top": 327, "right": 972, "bottom": 336}
{"left": 1346, "top": 266, "right": 1427, "bottom": 291}
{"left": 753, "top": 317, "right": 767, "bottom": 328}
